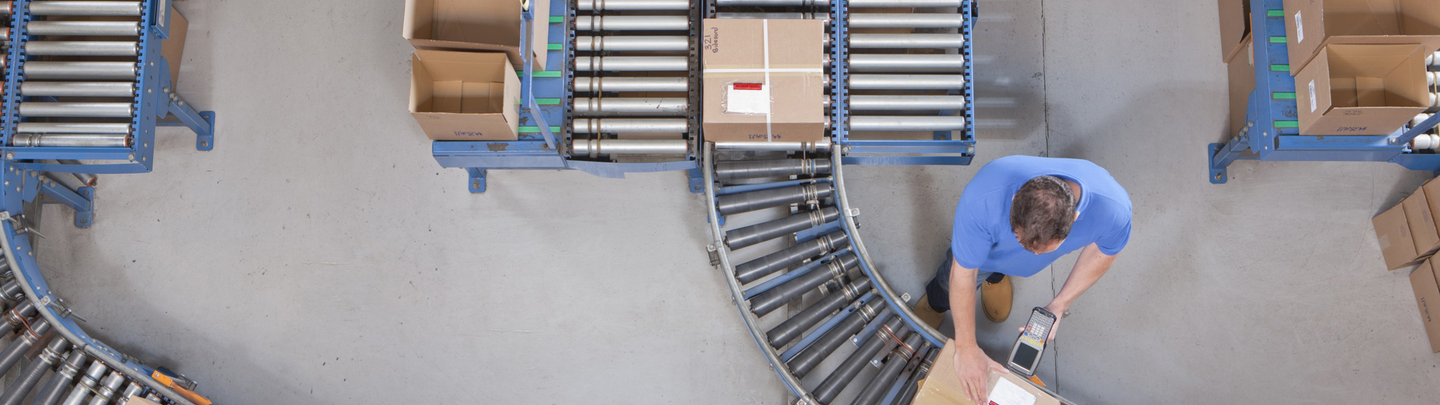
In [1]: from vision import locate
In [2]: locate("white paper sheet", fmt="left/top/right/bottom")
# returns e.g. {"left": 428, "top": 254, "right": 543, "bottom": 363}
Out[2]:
{"left": 987, "top": 378, "right": 1037, "bottom": 405}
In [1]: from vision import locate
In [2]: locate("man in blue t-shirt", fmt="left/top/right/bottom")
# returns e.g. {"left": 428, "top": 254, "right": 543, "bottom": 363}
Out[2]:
{"left": 911, "top": 156, "right": 1132, "bottom": 404}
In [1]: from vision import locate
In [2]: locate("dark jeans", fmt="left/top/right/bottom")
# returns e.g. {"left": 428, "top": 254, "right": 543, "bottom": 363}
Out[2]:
{"left": 924, "top": 249, "right": 998, "bottom": 313}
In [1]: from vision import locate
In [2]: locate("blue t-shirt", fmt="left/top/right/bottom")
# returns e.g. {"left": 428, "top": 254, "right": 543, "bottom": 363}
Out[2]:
{"left": 950, "top": 156, "right": 1132, "bottom": 277}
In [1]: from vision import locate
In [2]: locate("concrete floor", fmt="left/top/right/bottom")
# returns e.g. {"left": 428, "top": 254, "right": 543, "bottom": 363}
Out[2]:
{"left": 24, "top": 0, "right": 1440, "bottom": 404}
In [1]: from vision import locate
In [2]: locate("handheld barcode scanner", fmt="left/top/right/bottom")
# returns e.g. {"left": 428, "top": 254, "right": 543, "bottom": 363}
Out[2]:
{"left": 1006, "top": 307, "right": 1057, "bottom": 378}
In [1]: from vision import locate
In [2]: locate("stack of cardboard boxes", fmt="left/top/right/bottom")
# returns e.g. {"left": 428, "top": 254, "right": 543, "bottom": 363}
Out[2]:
{"left": 1220, "top": 0, "right": 1440, "bottom": 136}
{"left": 401, "top": 0, "right": 550, "bottom": 141}
{"left": 1372, "top": 178, "right": 1440, "bottom": 353}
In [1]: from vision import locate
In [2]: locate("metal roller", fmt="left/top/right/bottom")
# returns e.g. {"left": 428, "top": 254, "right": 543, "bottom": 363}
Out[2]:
{"left": 577, "top": 0, "right": 689, "bottom": 11}
{"left": 715, "top": 183, "right": 834, "bottom": 216}
{"left": 788, "top": 299, "right": 887, "bottom": 377}
{"left": 32, "top": 350, "right": 87, "bottom": 405}
{"left": 735, "top": 231, "right": 849, "bottom": 284}
{"left": 749, "top": 253, "right": 858, "bottom": 316}
{"left": 571, "top": 118, "right": 688, "bottom": 134}
{"left": 86, "top": 371, "right": 125, "bottom": 405}
{"left": 19, "top": 102, "right": 134, "bottom": 118}
{"left": 850, "top": 0, "right": 962, "bottom": 7}
{"left": 59, "top": 361, "right": 107, "bottom": 405}
{"left": 713, "top": 0, "right": 821, "bottom": 6}
{"left": 851, "top": 115, "right": 967, "bottom": 132}
{"left": 0, "top": 280, "right": 22, "bottom": 302}
{"left": 0, "top": 338, "right": 70, "bottom": 405}
{"left": 26, "top": 41, "right": 138, "bottom": 56}
{"left": 27, "top": 2, "right": 143, "bottom": 16}
{"left": 724, "top": 206, "right": 840, "bottom": 249}
{"left": 16, "top": 122, "right": 131, "bottom": 134}
{"left": 0, "top": 301, "right": 35, "bottom": 337}
{"left": 575, "top": 77, "right": 687, "bottom": 93}
{"left": 713, "top": 141, "right": 832, "bottom": 153}
{"left": 21, "top": 82, "right": 136, "bottom": 98}
{"left": 715, "top": 159, "right": 833, "bottom": 181}
{"left": 852, "top": 332, "right": 925, "bottom": 405}
{"left": 574, "top": 97, "right": 687, "bottom": 116}
{"left": 575, "top": 15, "right": 689, "bottom": 32}
{"left": 894, "top": 348, "right": 939, "bottom": 405}
{"left": 1429, "top": 51, "right": 1438, "bottom": 69}
{"left": 850, "top": 33, "right": 964, "bottom": 49}
{"left": 115, "top": 383, "right": 144, "bottom": 405}
{"left": 850, "top": 54, "right": 966, "bottom": 72}
{"left": 813, "top": 317, "right": 904, "bottom": 404}
{"left": 12, "top": 134, "right": 132, "bottom": 148}
{"left": 766, "top": 279, "right": 872, "bottom": 347}
{"left": 23, "top": 62, "right": 138, "bottom": 79}
{"left": 575, "top": 56, "right": 688, "bottom": 72}
{"left": 576, "top": 36, "right": 688, "bottom": 52}
{"left": 717, "top": 12, "right": 825, "bottom": 19}
{"left": 0, "top": 319, "right": 52, "bottom": 375}
{"left": 571, "top": 139, "right": 689, "bottom": 158}
{"left": 851, "top": 95, "right": 966, "bottom": 111}
{"left": 849, "top": 74, "right": 966, "bottom": 90}
{"left": 26, "top": 21, "right": 142, "bottom": 36}
{"left": 849, "top": 13, "right": 965, "bottom": 29}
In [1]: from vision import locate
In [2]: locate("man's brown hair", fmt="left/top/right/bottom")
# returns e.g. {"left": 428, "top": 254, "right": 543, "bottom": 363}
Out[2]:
{"left": 1010, "top": 175, "right": 1076, "bottom": 252}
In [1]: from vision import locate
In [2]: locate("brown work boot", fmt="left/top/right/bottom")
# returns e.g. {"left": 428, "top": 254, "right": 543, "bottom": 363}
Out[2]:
{"left": 980, "top": 275, "right": 1012, "bottom": 323}
{"left": 911, "top": 294, "right": 945, "bottom": 330}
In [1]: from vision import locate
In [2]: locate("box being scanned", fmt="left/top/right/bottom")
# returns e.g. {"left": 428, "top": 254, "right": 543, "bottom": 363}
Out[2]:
{"left": 701, "top": 19, "right": 828, "bottom": 144}
{"left": 409, "top": 50, "right": 520, "bottom": 141}
{"left": 912, "top": 342, "right": 1060, "bottom": 405}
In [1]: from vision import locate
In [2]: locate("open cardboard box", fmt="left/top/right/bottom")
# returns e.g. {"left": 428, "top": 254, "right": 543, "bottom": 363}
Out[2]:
{"left": 1217, "top": 0, "right": 1253, "bottom": 63}
{"left": 402, "top": 0, "right": 549, "bottom": 68}
{"left": 1283, "top": 0, "right": 1440, "bottom": 74}
{"left": 409, "top": 50, "right": 520, "bottom": 141}
{"left": 1294, "top": 44, "right": 1430, "bottom": 135}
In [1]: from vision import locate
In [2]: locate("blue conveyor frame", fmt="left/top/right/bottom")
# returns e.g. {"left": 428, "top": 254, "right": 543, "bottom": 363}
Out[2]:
{"left": 1207, "top": 0, "right": 1440, "bottom": 184}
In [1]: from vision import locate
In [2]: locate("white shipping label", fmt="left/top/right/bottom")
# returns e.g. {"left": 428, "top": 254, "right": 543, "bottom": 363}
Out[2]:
{"left": 1295, "top": 12, "right": 1304, "bottom": 43}
{"left": 726, "top": 83, "right": 770, "bottom": 115}
{"left": 1309, "top": 80, "right": 1317, "bottom": 113}
{"left": 988, "top": 378, "right": 1037, "bottom": 405}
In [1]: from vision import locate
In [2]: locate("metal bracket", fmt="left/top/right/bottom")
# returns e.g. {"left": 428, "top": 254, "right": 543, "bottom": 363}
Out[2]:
{"left": 466, "top": 168, "right": 487, "bottom": 193}
{"left": 706, "top": 244, "right": 720, "bottom": 266}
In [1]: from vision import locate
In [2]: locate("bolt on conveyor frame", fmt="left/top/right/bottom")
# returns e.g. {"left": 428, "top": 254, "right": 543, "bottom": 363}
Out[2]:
{"left": 1207, "top": 0, "right": 1440, "bottom": 184}
{"left": 429, "top": 0, "right": 977, "bottom": 193}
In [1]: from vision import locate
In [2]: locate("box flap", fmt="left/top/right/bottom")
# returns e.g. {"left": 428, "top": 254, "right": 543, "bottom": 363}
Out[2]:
{"left": 1218, "top": 0, "right": 1252, "bottom": 62}
{"left": 1398, "top": 0, "right": 1440, "bottom": 35}
{"left": 1410, "top": 259, "right": 1440, "bottom": 353}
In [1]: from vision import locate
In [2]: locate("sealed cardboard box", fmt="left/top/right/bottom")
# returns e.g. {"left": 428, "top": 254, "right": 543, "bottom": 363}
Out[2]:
{"left": 1410, "top": 258, "right": 1440, "bottom": 353}
{"left": 912, "top": 342, "right": 1060, "bottom": 405}
{"left": 1294, "top": 44, "right": 1430, "bottom": 135}
{"left": 1375, "top": 200, "right": 1422, "bottom": 270}
{"left": 1404, "top": 185, "right": 1440, "bottom": 255}
{"left": 402, "top": 0, "right": 549, "bottom": 67}
{"left": 1227, "top": 34, "right": 1256, "bottom": 136}
{"left": 701, "top": 19, "right": 828, "bottom": 144}
{"left": 1217, "top": 0, "right": 1252, "bottom": 63}
{"left": 409, "top": 50, "right": 520, "bottom": 141}
{"left": 1283, "top": 0, "right": 1440, "bottom": 74}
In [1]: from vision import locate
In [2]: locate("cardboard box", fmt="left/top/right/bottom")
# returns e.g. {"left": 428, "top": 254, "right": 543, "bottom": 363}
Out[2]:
{"left": 1375, "top": 201, "right": 1422, "bottom": 269}
{"left": 701, "top": 19, "right": 828, "bottom": 144}
{"left": 409, "top": 50, "right": 519, "bottom": 141}
{"left": 402, "top": 0, "right": 549, "bottom": 68}
{"left": 912, "top": 342, "right": 1060, "bottom": 405}
{"left": 1294, "top": 44, "right": 1430, "bottom": 135}
{"left": 1404, "top": 186, "right": 1440, "bottom": 254}
{"left": 162, "top": 6, "right": 187, "bottom": 89}
{"left": 1217, "top": 0, "right": 1252, "bottom": 63}
{"left": 1227, "top": 34, "right": 1257, "bottom": 136}
{"left": 1283, "top": 0, "right": 1440, "bottom": 74}
{"left": 1410, "top": 258, "right": 1440, "bottom": 353}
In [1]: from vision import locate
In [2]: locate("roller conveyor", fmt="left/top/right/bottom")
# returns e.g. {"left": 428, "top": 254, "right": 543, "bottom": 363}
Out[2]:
{"left": 4, "top": 0, "right": 217, "bottom": 175}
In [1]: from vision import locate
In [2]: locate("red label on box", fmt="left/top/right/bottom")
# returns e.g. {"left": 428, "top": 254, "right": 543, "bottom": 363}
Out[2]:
{"left": 732, "top": 83, "right": 763, "bottom": 90}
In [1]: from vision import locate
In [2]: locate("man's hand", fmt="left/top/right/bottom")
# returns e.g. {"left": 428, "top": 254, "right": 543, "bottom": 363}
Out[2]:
{"left": 953, "top": 344, "right": 1007, "bottom": 405}
{"left": 1018, "top": 303, "right": 1066, "bottom": 341}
